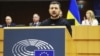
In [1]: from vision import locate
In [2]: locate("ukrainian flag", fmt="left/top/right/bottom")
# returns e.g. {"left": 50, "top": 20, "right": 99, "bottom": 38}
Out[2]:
{"left": 67, "top": 0, "right": 81, "bottom": 26}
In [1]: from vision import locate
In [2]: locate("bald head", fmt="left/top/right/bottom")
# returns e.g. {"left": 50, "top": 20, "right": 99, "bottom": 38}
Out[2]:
{"left": 5, "top": 16, "right": 12, "bottom": 24}
{"left": 33, "top": 13, "right": 40, "bottom": 23}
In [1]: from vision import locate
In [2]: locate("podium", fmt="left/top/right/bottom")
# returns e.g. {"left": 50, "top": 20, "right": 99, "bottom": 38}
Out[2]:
{"left": 3, "top": 26, "right": 77, "bottom": 56}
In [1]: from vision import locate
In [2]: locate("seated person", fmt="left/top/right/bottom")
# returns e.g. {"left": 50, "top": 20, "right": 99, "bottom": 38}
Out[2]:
{"left": 59, "top": 10, "right": 63, "bottom": 18}
{"left": 82, "top": 10, "right": 98, "bottom": 26}
{"left": 3, "top": 16, "right": 16, "bottom": 27}
{"left": 29, "top": 13, "right": 41, "bottom": 26}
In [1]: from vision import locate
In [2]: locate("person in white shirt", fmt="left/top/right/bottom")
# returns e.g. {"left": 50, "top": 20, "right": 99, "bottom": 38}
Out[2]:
{"left": 82, "top": 10, "right": 98, "bottom": 26}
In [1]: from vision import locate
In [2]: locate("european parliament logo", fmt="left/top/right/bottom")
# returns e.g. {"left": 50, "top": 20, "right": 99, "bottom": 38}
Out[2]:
{"left": 12, "top": 39, "right": 54, "bottom": 56}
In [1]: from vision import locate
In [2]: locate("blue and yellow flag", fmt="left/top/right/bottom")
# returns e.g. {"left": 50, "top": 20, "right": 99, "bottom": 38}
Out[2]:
{"left": 67, "top": 0, "right": 81, "bottom": 26}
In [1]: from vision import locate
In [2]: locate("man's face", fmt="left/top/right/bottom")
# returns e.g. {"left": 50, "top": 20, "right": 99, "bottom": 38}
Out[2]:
{"left": 5, "top": 16, "right": 12, "bottom": 24}
{"left": 49, "top": 4, "right": 61, "bottom": 18}
{"left": 33, "top": 14, "right": 40, "bottom": 22}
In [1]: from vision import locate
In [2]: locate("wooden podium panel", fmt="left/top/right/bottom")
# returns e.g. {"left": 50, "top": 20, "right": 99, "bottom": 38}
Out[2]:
{"left": 66, "top": 28, "right": 77, "bottom": 56}
{"left": 0, "top": 41, "right": 3, "bottom": 52}
{"left": 72, "top": 26, "right": 100, "bottom": 56}
{"left": 88, "top": 41, "right": 100, "bottom": 53}
{"left": 0, "top": 28, "right": 4, "bottom": 40}
{"left": 72, "top": 26, "right": 88, "bottom": 39}
{"left": 88, "top": 26, "right": 100, "bottom": 39}
{"left": 0, "top": 53, "right": 3, "bottom": 56}
{"left": 0, "top": 28, "right": 3, "bottom": 53}
{"left": 78, "top": 55, "right": 100, "bottom": 56}
{"left": 72, "top": 26, "right": 100, "bottom": 39}
{"left": 74, "top": 41, "right": 88, "bottom": 53}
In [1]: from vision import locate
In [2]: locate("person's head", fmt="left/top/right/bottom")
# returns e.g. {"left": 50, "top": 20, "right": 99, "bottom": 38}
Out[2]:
{"left": 5, "top": 16, "right": 12, "bottom": 24}
{"left": 49, "top": 1, "right": 61, "bottom": 19}
{"left": 86, "top": 10, "right": 95, "bottom": 19}
{"left": 32, "top": 13, "right": 40, "bottom": 23}
{"left": 59, "top": 10, "right": 63, "bottom": 17}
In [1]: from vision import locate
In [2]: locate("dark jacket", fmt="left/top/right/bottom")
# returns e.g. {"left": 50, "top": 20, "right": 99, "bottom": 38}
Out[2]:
{"left": 3, "top": 23, "right": 16, "bottom": 27}
{"left": 40, "top": 18, "right": 72, "bottom": 35}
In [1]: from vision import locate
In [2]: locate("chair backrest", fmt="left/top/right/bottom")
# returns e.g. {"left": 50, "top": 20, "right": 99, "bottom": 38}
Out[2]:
{"left": 15, "top": 24, "right": 25, "bottom": 27}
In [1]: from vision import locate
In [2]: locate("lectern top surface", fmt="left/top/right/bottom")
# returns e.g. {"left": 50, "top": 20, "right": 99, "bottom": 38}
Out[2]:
{"left": 4, "top": 26, "right": 66, "bottom": 29}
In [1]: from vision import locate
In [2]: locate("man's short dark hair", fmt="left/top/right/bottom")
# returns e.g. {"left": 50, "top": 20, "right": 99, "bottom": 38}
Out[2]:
{"left": 50, "top": 1, "right": 61, "bottom": 8}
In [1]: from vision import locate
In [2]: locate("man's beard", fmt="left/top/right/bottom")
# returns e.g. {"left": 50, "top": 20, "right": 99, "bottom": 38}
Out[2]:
{"left": 51, "top": 14, "right": 59, "bottom": 19}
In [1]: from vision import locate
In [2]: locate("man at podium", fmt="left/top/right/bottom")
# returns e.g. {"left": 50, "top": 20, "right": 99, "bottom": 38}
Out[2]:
{"left": 40, "top": 1, "right": 72, "bottom": 35}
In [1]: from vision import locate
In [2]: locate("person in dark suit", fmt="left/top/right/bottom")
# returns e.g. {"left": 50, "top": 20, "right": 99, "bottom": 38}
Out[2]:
{"left": 29, "top": 13, "right": 41, "bottom": 26}
{"left": 40, "top": 1, "right": 72, "bottom": 35}
{"left": 3, "top": 16, "right": 16, "bottom": 27}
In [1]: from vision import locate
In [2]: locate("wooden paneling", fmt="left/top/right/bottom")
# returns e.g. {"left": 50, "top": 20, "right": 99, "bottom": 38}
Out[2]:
{"left": 0, "top": 41, "right": 3, "bottom": 52}
{"left": 0, "top": 28, "right": 3, "bottom": 40}
{"left": 74, "top": 41, "right": 88, "bottom": 53}
{"left": 0, "top": 52, "right": 3, "bottom": 56}
{"left": 88, "top": 41, "right": 100, "bottom": 53}
{"left": 0, "top": 28, "right": 4, "bottom": 53}
{"left": 72, "top": 26, "right": 100, "bottom": 39}
{"left": 72, "top": 26, "right": 100, "bottom": 56}
{"left": 72, "top": 26, "right": 88, "bottom": 39}
{"left": 66, "top": 28, "right": 77, "bottom": 56}
{"left": 88, "top": 26, "right": 100, "bottom": 39}
{"left": 0, "top": 28, "right": 3, "bottom": 53}
{"left": 77, "top": 55, "right": 100, "bottom": 56}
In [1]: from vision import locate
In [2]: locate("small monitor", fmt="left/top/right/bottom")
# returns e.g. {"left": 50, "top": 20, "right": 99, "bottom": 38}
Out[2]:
{"left": 95, "top": 16, "right": 100, "bottom": 25}
{"left": 67, "top": 19, "right": 75, "bottom": 25}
